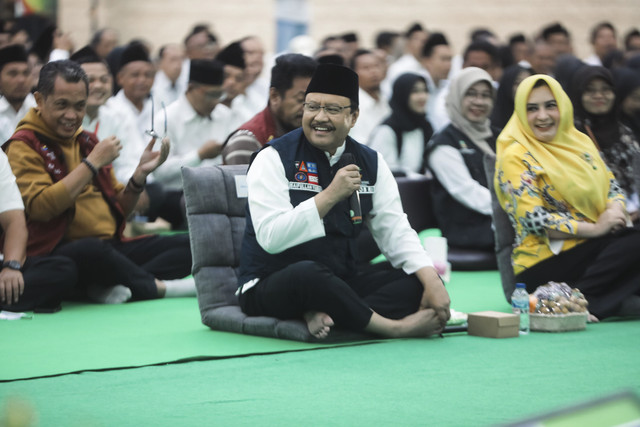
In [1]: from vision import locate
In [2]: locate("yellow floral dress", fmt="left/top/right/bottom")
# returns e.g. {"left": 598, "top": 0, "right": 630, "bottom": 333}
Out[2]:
{"left": 495, "top": 141, "right": 625, "bottom": 275}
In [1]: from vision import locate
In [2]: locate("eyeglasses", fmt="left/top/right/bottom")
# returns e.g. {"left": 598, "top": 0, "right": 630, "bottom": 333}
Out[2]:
{"left": 146, "top": 95, "right": 167, "bottom": 139}
{"left": 584, "top": 86, "right": 614, "bottom": 96}
{"left": 464, "top": 90, "right": 492, "bottom": 100}
{"left": 303, "top": 102, "right": 352, "bottom": 116}
{"left": 203, "top": 90, "right": 227, "bottom": 101}
{"left": 197, "top": 84, "right": 227, "bottom": 102}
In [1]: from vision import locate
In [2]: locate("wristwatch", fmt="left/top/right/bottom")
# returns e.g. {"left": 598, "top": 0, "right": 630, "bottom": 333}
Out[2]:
{"left": 2, "top": 260, "right": 22, "bottom": 271}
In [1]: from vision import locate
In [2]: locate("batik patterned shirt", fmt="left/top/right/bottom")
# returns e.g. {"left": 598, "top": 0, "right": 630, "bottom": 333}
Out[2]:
{"left": 496, "top": 142, "right": 625, "bottom": 274}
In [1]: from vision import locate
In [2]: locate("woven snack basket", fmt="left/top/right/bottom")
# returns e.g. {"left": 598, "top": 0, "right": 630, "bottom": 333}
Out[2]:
{"left": 530, "top": 312, "right": 587, "bottom": 332}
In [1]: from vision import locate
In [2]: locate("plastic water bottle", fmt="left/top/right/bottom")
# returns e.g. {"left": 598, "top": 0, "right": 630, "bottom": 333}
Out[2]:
{"left": 512, "top": 282, "right": 530, "bottom": 335}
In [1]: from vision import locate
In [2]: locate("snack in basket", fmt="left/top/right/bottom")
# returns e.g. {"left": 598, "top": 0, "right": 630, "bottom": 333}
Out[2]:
{"left": 530, "top": 281, "right": 589, "bottom": 332}
{"left": 532, "top": 281, "right": 588, "bottom": 314}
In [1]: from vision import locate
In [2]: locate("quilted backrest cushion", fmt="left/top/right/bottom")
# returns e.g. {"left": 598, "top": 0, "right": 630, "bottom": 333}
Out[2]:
{"left": 633, "top": 150, "right": 640, "bottom": 197}
{"left": 483, "top": 153, "right": 516, "bottom": 302}
{"left": 182, "top": 164, "right": 248, "bottom": 314}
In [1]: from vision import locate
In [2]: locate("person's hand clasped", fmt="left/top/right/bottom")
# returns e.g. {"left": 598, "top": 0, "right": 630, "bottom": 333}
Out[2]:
{"left": 417, "top": 267, "right": 451, "bottom": 329}
{"left": 0, "top": 268, "right": 24, "bottom": 305}
{"left": 87, "top": 135, "right": 122, "bottom": 168}
{"left": 597, "top": 202, "right": 628, "bottom": 235}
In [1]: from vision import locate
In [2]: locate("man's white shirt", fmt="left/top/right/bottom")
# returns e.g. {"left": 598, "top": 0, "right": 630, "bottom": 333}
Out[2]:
{"left": 152, "top": 94, "right": 232, "bottom": 189}
{"left": 0, "top": 94, "right": 36, "bottom": 143}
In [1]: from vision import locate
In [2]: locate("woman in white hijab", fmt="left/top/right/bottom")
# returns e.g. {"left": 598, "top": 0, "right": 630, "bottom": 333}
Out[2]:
{"left": 426, "top": 67, "right": 499, "bottom": 250}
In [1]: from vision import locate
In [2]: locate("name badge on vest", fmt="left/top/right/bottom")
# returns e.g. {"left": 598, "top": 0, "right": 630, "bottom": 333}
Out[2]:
{"left": 459, "top": 140, "right": 476, "bottom": 155}
{"left": 359, "top": 180, "right": 375, "bottom": 194}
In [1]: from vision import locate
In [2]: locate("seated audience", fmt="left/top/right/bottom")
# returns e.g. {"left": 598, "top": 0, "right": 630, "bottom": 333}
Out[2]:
{"left": 0, "top": 148, "right": 76, "bottom": 312}
{"left": 419, "top": 32, "right": 453, "bottom": 130}
{"left": 216, "top": 41, "right": 253, "bottom": 131}
{"left": 89, "top": 28, "right": 119, "bottom": 61}
{"left": 540, "top": 22, "right": 573, "bottom": 56}
{"left": 240, "top": 35, "right": 269, "bottom": 114}
{"left": 151, "top": 43, "right": 186, "bottom": 111}
{"left": 153, "top": 59, "right": 230, "bottom": 190}
{"left": 570, "top": 65, "right": 640, "bottom": 220}
{"left": 369, "top": 72, "right": 432, "bottom": 177}
{"left": 584, "top": 22, "right": 618, "bottom": 66}
{"left": 381, "top": 23, "right": 428, "bottom": 98}
{"left": 426, "top": 67, "right": 498, "bottom": 250}
{"left": 554, "top": 54, "right": 584, "bottom": 92}
{"left": 71, "top": 46, "right": 184, "bottom": 229}
{"left": 223, "top": 53, "right": 317, "bottom": 165}
{"left": 348, "top": 49, "right": 390, "bottom": 144}
{"left": 495, "top": 74, "right": 640, "bottom": 319}
{"left": 4, "top": 60, "right": 195, "bottom": 304}
{"left": 238, "top": 63, "right": 450, "bottom": 339}
{"left": 490, "top": 64, "right": 532, "bottom": 130}
{"left": 0, "top": 44, "right": 36, "bottom": 143}
{"left": 527, "top": 41, "right": 556, "bottom": 76}
{"left": 107, "top": 42, "right": 156, "bottom": 144}
{"left": 612, "top": 67, "right": 640, "bottom": 144}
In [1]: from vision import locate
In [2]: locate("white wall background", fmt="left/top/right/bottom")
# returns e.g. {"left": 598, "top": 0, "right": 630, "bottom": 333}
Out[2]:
{"left": 58, "top": 0, "right": 640, "bottom": 59}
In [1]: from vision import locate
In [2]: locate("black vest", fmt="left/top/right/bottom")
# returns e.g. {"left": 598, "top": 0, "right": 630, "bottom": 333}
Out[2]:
{"left": 426, "top": 124, "right": 497, "bottom": 249}
{"left": 238, "top": 128, "right": 379, "bottom": 287}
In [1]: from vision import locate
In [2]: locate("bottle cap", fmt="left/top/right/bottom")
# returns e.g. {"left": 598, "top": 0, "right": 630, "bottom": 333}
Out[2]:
{"left": 516, "top": 282, "right": 526, "bottom": 289}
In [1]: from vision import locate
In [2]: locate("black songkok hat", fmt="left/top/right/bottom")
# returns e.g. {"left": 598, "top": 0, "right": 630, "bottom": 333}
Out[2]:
{"left": 216, "top": 42, "right": 245, "bottom": 70}
{"left": 189, "top": 59, "right": 224, "bottom": 85}
{"left": 70, "top": 45, "right": 102, "bottom": 65}
{"left": 342, "top": 32, "right": 358, "bottom": 43}
{"left": 119, "top": 42, "right": 151, "bottom": 71}
{"left": 316, "top": 54, "right": 344, "bottom": 66}
{"left": 0, "top": 44, "right": 28, "bottom": 70}
{"left": 305, "top": 63, "right": 359, "bottom": 105}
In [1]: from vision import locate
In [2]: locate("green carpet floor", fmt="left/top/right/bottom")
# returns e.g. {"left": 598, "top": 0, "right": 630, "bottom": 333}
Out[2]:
{"left": 1, "top": 270, "right": 639, "bottom": 426}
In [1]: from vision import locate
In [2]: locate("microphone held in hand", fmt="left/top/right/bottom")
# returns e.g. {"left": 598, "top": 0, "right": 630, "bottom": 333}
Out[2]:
{"left": 338, "top": 153, "right": 362, "bottom": 225}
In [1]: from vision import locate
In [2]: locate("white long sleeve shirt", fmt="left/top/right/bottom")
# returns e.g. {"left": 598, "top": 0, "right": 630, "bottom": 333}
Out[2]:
{"left": 107, "top": 90, "right": 154, "bottom": 145}
{"left": 0, "top": 94, "right": 36, "bottom": 143}
{"left": 0, "top": 149, "right": 24, "bottom": 214}
{"left": 152, "top": 94, "right": 232, "bottom": 189}
{"left": 368, "top": 124, "right": 426, "bottom": 177}
{"left": 247, "top": 142, "right": 433, "bottom": 275}
{"left": 427, "top": 145, "right": 492, "bottom": 215}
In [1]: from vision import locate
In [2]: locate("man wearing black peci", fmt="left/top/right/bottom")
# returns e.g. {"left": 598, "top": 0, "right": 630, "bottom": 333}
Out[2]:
{"left": 237, "top": 63, "right": 450, "bottom": 339}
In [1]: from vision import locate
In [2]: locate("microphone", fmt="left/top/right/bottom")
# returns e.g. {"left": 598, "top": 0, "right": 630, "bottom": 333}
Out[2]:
{"left": 338, "top": 153, "right": 362, "bottom": 224}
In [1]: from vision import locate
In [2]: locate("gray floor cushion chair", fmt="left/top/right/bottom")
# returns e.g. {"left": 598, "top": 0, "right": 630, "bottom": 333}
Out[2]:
{"left": 181, "top": 164, "right": 368, "bottom": 342}
{"left": 483, "top": 153, "right": 517, "bottom": 303}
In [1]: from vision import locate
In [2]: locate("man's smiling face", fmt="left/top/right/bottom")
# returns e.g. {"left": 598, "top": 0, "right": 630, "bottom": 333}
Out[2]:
{"left": 301, "top": 92, "right": 358, "bottom": 155}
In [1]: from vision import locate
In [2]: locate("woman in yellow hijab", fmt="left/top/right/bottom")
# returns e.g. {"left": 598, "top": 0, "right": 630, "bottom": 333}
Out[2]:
{"left": 494, "top": 74, "right": 640, "bottom": 319}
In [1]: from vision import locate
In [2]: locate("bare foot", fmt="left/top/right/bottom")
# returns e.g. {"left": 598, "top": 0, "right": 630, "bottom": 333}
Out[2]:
{"left": 395, "top": 309, "right": 443, "bottom": 338}
{"left": 304, "top": 311, "right": 334, "bottom": 339}
{"left": 587, "top": 312, "right": 599, "bottom": 323}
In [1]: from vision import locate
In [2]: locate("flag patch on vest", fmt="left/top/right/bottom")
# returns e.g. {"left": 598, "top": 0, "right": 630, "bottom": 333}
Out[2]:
{"left": 294, "top": 161, "right": 308, "bottom": 172}
{"left": 289, "top": 182, "right": 322, "bottom": 192}
{"left": 307, "top": 162, "right": 318, "bottom": 173}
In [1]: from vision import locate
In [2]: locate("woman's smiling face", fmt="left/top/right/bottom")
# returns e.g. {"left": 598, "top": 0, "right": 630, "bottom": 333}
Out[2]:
{"left": 526, "top": 84, "right": 560, "bottom": 142}
{"left": 461, "top": 81, "right": 493, "bottom": 123}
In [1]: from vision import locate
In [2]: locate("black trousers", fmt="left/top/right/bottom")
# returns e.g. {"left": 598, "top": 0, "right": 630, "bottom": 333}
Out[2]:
{"left": 145, "top": 183, "right": 186, "bottom": 230}
{"left": 52, "top": 234, "right": 192, "bottom": 301}
{"left": 0, "top": 255, "right": 77, "bottom": 312}
{"left": 516, "top": 228, "right": 640, "bottom": 318}
{"left": 239, "top": 261, "right": 423, "bottom": 331}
